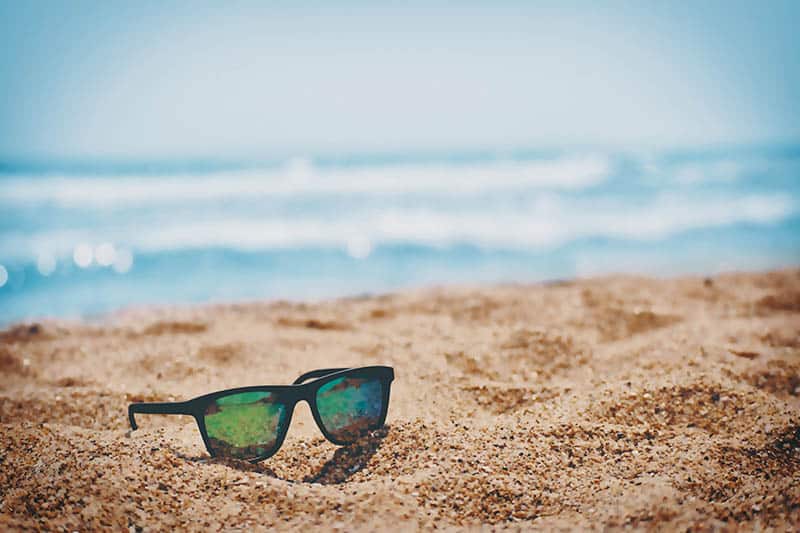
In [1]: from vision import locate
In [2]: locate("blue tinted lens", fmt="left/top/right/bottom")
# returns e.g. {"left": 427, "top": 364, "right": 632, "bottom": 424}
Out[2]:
{"left": 316, "top": 376, "right": 384, "bottom": 442}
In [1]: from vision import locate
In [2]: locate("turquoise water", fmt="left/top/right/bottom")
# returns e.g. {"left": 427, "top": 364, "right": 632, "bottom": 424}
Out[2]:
{"left": 1, "top": 145, "right": 798, "bottom": 324}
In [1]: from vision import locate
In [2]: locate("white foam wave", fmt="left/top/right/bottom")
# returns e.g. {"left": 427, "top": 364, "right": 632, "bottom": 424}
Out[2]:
{"left": 0, "top": 192, "right": 793, "bottom": 262}
{"left": 0, "top": 155, "right": 610, "bottom": 208}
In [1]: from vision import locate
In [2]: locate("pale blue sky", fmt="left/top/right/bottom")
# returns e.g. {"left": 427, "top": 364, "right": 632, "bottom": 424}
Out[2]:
{"left": 1, "top": 0, "right": 798, "bottom": 160}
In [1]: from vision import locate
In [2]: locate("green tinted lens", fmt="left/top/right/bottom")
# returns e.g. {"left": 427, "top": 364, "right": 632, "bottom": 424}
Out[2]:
{"left": 316, "top": 376, "right": 385, "bottom": 442}
{"left": 203, "top": 391, "right": 286, "bottom": 460}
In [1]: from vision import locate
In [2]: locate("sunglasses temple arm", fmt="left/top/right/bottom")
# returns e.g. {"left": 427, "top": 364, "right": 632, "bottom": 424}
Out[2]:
{"left": 128, "top": 401, "right": 194, "bottom": 430}
{"left": 292, "top": 367, "right": 349, "bottom": 385}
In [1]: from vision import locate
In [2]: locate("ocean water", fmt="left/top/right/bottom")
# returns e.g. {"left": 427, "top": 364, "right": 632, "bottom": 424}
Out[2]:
{"left": 0, "top": 145, "right": 798, "bottom": 325}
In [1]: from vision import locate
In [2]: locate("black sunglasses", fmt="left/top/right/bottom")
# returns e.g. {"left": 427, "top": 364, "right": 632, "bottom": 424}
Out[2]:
{"left": 128, "top": 366, "right": 394, "bottom": 462}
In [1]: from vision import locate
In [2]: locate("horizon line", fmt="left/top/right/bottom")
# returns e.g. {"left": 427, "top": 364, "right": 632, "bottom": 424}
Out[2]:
{"left": 2, "top": 139, "right": 799, "bottom": 175}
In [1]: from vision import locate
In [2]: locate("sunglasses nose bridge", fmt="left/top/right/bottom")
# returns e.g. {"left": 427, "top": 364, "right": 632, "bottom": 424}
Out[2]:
{"left": 290, "top": 385, "right": 319, "bottom": 413}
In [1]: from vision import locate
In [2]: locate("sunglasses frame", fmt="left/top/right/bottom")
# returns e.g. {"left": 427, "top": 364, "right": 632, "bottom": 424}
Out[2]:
{"left": 128, "top": 366, "right": 394, "bottom": 462}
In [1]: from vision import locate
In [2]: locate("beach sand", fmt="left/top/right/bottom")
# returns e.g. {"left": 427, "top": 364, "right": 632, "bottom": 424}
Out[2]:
{"left": 1, "top": 270, "right": 799, "bottom": 530}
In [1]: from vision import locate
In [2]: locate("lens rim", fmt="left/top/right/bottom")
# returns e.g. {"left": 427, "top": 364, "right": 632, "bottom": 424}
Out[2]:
{"left": 310, "top": 369, "right": 392, "bottom": 445}
{"left": 199, "top": 390, "right": 291, "bottom": 461}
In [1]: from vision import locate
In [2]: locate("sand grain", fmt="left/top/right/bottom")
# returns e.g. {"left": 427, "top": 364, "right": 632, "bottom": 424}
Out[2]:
{"left": 1, "top": 270, "right": 799, "bottom": 530}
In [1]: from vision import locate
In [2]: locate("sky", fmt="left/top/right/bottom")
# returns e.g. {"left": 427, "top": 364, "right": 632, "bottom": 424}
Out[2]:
{"left": 0, "top": 0, "right": 798, "bottom": 161}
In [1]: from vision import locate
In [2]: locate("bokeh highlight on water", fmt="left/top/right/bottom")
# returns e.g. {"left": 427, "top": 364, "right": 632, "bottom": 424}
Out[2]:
{"left": 0, "top": 146, "right": 798, "bottom": 325}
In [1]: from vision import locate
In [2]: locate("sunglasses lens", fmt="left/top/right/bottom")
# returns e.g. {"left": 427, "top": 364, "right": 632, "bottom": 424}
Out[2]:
{"left": 316, "top": 376, "right": 386, "bottom": 442}
{"left": 203, "top": 391, "right": 286, "bottom": 460}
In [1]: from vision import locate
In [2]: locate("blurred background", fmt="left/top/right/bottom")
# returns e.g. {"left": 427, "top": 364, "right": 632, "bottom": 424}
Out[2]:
{"left": 0, "top": 0, "right": 798, "bottom": 324}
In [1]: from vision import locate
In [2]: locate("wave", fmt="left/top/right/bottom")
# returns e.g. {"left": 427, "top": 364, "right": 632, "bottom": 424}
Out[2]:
{"left": 0, "top": 155, "right": 611, "bottom": 208}
{"left": 1, "top": 149, "right": 797, "bottom": 268}
{"left": 0, "top": 191, "right": 793, "bottom": 263}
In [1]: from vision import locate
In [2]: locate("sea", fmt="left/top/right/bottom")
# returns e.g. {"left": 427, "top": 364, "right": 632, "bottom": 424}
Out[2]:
{"left": 1, "top": 145, "right": 798, "bottom": 325}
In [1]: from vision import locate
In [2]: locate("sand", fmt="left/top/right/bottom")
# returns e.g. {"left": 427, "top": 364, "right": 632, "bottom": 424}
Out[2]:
{"left": 1, "top": 269, "right": 799, "bottom": 530}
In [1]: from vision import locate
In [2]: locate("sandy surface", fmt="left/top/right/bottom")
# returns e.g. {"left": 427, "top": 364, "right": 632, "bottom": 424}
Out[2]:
{"left": 1, "top": 270, "right": 799, "bottom": 530}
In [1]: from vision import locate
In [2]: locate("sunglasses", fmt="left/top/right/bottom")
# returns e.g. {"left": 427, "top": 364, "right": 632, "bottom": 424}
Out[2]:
{"left": 128, "top": 366, "right": 394, "bottom": 462}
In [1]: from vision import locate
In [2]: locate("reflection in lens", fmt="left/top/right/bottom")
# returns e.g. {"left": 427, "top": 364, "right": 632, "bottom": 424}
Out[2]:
{"left": 203, "top": 391, "right": 286, "bottom": 460}
{"left": 316, "top": 376, "right": 384, "bottom": 442}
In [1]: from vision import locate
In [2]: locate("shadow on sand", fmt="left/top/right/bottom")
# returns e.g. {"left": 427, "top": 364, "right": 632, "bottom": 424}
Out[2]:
{"left": 173, "top": 426, "right": 390, "bottom": 484}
